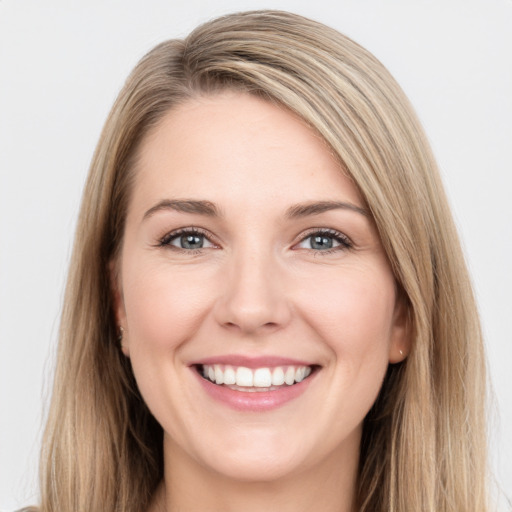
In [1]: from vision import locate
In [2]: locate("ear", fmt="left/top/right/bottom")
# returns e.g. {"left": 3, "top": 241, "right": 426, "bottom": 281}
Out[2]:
{"left": 388, "top": 290, "right": 411, "bottom": 364}
{"left": 109, "top": 259, "right": 130, "bottom": 357}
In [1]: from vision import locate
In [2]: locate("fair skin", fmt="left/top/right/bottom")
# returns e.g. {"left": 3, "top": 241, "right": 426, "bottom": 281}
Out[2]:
{"left": 114, "top": 91, "right": 408, "bottom": 512}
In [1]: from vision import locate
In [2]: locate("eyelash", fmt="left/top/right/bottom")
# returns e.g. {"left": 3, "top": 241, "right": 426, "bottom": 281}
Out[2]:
{"left": 297, "top": 228, "right": 353, "bottom": 255}
{"left": 157, "top": 227, "right": 215, "bottom": 254}
{"left": 156, "top": 227, "right": 353, "bottom": 255}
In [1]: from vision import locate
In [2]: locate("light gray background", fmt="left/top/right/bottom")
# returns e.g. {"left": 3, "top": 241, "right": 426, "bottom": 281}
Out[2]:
{"left": 1, "top": 0, "right": 511, "bottom": 509}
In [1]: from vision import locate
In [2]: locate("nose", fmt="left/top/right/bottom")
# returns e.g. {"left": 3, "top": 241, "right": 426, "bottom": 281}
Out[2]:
{"left": 213, "top": 247, "right": 292, "bottom": 335}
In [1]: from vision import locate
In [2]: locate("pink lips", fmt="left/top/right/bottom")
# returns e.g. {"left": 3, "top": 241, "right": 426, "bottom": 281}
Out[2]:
{"left": 190, "top": 355, "right": 318, "bottom": 412}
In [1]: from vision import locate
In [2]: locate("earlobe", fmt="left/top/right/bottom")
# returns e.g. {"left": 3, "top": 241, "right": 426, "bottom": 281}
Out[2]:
{"left": 388, "top": 292, "right": 412, "bottom": 364}
{"left": 118, "top": 326, "right": 130, "bottom": 357}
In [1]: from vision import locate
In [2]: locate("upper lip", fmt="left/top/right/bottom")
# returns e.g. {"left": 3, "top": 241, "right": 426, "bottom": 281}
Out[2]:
{"left": 189, "top": 355, "right": 317, "bottom": 369}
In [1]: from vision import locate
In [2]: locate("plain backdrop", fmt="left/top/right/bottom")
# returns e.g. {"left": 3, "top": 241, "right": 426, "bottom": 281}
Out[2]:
{"left": 1, "top": 0, "right": 511, "bottom": 509}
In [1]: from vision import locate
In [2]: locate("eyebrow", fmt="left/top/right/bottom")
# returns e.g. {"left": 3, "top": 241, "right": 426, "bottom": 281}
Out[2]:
{"left": 142, "top": 198, "right": 369, "bottom": 222}
{"left": 143, "top": 199, "right": 222, "bottom": 220}
{"left": 285, "top": 200, "right": 369, "bottom": 218}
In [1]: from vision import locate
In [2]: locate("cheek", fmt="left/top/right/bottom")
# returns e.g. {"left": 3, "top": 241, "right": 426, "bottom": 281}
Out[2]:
{"left": 312, "top": 269, "right": 396, "bottom": 420}
{"left": 122, "top": 257, "right": 216, "bottom": 353}
{"left": 295, "top": 264, "right": 397, "bottom": 360}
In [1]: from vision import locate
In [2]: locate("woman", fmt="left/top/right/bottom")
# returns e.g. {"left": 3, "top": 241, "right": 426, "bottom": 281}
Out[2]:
{"left": 27, "top": 10, "right": 489, "bottom": 512}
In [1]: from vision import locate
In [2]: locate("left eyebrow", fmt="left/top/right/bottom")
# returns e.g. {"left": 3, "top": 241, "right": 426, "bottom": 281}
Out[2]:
{"left": 285, "top": 200, "right": 369, "bottom": 219}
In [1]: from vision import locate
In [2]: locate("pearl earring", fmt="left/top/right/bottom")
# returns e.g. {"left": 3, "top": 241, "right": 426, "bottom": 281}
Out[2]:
{"left": 118, "top": 326, "right": 125, "bottom": 344}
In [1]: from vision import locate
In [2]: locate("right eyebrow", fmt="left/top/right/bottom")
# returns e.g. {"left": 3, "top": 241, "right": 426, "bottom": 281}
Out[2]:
{"left": 142, "top": 199, "right": 222, "bottom": 221}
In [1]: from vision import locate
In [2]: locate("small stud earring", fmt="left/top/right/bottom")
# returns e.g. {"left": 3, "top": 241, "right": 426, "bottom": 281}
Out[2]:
{"left": 118, "top": 326, "right": 124, "bottom": 344}
{"left": 399, "top": 349, "right": 404, "bottom": 356}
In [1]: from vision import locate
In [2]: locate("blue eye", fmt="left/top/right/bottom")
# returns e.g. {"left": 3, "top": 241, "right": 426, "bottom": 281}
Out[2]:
{"left": 297, "top": 230, "right": 351, "bottom": 252}
{"left": 160, "top": 229, "right": 215, "bottom": 251}
{"left": 174, "top": 233, "right": 205, "bottom": 249}
{"left": 309, "top": 234, "right": 335, "bottom": 250}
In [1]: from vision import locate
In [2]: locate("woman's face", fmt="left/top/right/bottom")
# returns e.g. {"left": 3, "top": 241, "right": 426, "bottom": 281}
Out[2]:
{"left": 115, "top": 92, "right": 408, "bottom": 481}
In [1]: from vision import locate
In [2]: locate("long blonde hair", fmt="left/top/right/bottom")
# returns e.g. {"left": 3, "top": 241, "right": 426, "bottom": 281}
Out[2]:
{"left": 34, "top": 10, "right": 488, "bottom": 512}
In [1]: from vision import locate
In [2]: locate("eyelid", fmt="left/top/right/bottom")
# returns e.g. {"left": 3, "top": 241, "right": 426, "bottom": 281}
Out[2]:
{"left": 157, "top": 226, "right": 220, "bottom": 250}
{"left": 293, "top": 228, "right": 353, "bottom": 252}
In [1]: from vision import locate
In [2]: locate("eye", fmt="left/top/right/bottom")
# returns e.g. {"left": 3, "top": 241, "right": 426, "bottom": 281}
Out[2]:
{"left": 295, "top": 229, "right": 352, "bottom": 253}
{"left": 159, "top": 228, "right": 216, "bottom": 251}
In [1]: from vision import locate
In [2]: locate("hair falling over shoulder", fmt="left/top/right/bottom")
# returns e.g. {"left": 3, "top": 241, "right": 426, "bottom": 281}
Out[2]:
{"left": 33, "top": 10, "right": 490, "bottom": 512}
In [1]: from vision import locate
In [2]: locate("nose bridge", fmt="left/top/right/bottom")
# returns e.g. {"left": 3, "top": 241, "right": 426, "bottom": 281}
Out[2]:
{"left": 215, "top": 240, "right": 290, "bottom": 334}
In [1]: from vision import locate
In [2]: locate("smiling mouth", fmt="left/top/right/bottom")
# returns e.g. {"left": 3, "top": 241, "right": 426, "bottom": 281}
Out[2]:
{"left": 197, "top": 364, "right": 317, "bottom": 392}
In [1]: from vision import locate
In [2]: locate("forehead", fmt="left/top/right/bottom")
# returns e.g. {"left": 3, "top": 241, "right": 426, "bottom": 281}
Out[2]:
{"left": 130, "top": 92, "right": 363, "bottom": 216}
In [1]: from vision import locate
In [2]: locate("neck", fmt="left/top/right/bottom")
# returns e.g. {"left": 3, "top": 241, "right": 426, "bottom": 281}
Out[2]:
{"left": 150, "top": 431, "right": 360, "bottom": 512}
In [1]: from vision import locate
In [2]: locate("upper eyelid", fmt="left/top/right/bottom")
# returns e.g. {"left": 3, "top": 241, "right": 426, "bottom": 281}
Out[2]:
{"left": 159, "top": 226, "right": 218, "bottom": 246}
{"left": 295, "top": 227, "right": 352, "bottom": 244}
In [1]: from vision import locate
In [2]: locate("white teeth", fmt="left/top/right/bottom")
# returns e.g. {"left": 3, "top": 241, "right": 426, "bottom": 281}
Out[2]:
{"left": 236, "top": 367, "right": 253, "bottom": 387}
{"left": 223, "top": 365, "right": 236, "bottom": 385}
{"left": 253, "top": 368, "right": 272, "bottom": 387}
{"left": 271, "top": 367, "right": 285, "bottom": 386}
{"left": 284, "top": 367, "right": 295, "bottom": 385}
{"left": 201, "top": 364, "right": 313, "bottom": 388}
{"left": 214, "top": 365, "right": 224, "bottom": 385}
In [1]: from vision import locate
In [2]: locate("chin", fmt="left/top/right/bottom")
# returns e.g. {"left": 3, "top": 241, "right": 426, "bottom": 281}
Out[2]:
{"left": 206, "top": 451, "right": 304, "bottom": 483}
{"left": 186, "top": 427, "right": 310, "bottom": 482}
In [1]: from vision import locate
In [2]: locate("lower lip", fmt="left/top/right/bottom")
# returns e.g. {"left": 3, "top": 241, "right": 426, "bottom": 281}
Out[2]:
{"left": 193, "top": 369, "right": 317, "bottom": 412}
